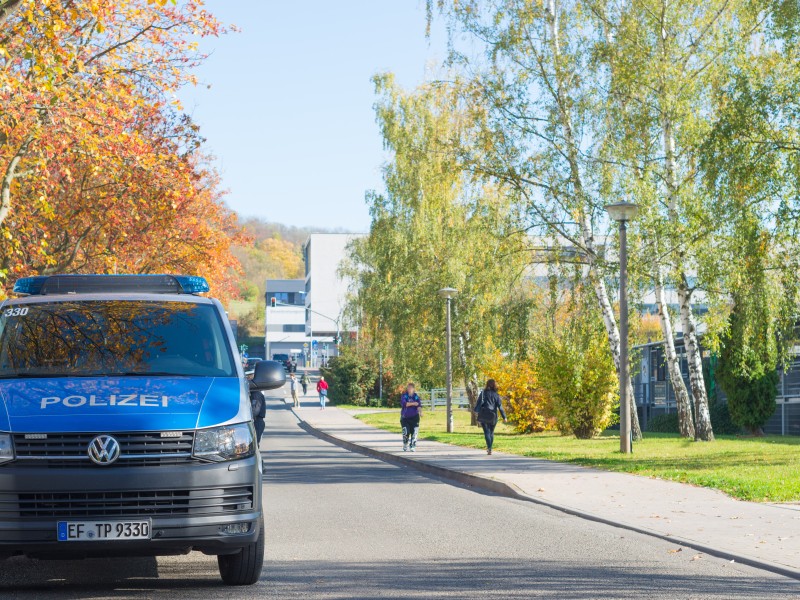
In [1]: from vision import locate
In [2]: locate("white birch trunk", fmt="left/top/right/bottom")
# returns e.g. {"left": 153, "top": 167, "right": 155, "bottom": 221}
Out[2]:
{"left": 0, "top": 137, "right": 33, "bottom": 228}
{"left": 589, "top": 265, "right": 642, "bottom": 440}
{"left": 654, "top": 270, "right": 695, "bottom": 438}
{"left": 661, "top": 115, "right": 714, "bottom": 441}
{"left": 546, "top": 0, "right": 641, "bottom": 440}
{"left": 677, "top": 282, "right": 715, "bottom": 441}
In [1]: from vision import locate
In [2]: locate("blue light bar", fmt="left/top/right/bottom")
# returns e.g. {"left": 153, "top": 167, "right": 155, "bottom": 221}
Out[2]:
{"left": 12, "top": 276, "right": 49, "bottom": 296}
{"left": 174, "top": 275, "right": 211, "bottom": 294}
{"left": 11, "top": 274, "right": 210, "bottom": 296}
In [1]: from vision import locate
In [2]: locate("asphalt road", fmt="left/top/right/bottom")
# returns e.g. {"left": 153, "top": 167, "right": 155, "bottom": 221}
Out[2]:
{"left": 1, "top": 396, "right": 799, "bottom": 599}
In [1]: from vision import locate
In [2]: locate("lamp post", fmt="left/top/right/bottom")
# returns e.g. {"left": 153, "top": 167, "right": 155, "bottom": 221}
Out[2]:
{"left": 438, "top": 287, "right": 459, "bottom": 434}
{"left": 605, "top": 201, "right": 639, "bottom": 454}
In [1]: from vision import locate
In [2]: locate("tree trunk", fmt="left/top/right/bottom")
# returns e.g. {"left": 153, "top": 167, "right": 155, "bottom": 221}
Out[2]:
{"left": 0, "top": 136, "right": 32, "bottom": 228}
{"left": 589, "top": 269, "right": 643, "bottom": 441}
{"left": 677, "top": 281, "right": 714, "bottom": 441}
{"left": 458, "top": 331, "right": 479, "bottom": 426}
{"left": 661, "top": 110, "right": 714, "bottom": 442}
{"left": 654, "top": 271, "right": 695, "bottom": 438}
{"left": 545, "top": 0, "right": 641, "bottom": 441}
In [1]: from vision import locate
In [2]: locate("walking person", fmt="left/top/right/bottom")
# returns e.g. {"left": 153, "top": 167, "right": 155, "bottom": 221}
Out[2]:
{"left": 300, "top": 372, "right": 309, "bottom": 396}
{"left": 400, "top": 383, "right": 422, "bottom": 452}
{"left": 474, "top": 379, "right": 507, "bottom": 455}
{"left": 289, "top": 373, "right": 300, "bottom": 408}
{"left": 317, "top": 376, "right": 329, "bottom": 410}
{"left": 250, "top": 388, "right": 266, "bottom": 446}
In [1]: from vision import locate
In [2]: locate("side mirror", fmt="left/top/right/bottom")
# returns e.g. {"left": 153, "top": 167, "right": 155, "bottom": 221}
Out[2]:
{"left": 251, "top": 360, "right": 286, "bottom": 391}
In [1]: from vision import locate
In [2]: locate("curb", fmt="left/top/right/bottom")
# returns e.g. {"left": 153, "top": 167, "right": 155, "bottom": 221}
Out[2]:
{"left": 294, "top": 411, "right": 800, "bottom": 582}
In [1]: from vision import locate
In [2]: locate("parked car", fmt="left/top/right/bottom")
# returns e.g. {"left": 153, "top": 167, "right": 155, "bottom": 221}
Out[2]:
{"left": 271, "top": 354, "right": 291, "bottom": 371}
{"left": 0, "top": 274, "right": 286, "bottom": 585}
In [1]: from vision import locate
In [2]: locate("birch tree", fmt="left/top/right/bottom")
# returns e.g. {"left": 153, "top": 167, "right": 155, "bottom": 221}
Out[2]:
{"left": 430, "top": 0, "right": 643, "bottom": 439}
{"left": 346, "top": 75, "right": 531, "bottom": 419}
{"left": 598, "top": 0, "right": 781, "bottom": 441}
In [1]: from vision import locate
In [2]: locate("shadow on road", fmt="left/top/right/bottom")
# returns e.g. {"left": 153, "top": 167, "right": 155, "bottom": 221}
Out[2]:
{"left": 2, "top": 556, "right": 795, "bottom": 599}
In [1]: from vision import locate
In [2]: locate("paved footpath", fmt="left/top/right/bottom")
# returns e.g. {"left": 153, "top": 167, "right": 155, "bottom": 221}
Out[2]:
{"left": 292, "top": 403, "right": 800, "bottom": 579}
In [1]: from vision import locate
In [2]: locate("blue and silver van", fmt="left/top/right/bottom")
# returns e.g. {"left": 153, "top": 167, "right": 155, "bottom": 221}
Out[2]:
{"left": 0, "top": 274, "right": 285, "bottom": 585}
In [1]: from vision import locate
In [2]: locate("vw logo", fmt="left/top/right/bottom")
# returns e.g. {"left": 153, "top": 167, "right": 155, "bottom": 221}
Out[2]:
{"left": 87, "top": 435, "right": 121, "bottom": 466}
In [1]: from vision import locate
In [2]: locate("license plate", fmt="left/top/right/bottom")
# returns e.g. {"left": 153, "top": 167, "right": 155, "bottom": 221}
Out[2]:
{"left": 57, "top": 520, "right": 151, "bottom": 542}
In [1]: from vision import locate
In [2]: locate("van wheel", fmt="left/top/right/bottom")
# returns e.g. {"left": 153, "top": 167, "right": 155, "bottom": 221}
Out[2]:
{"left": 218, "top": 519, "right": 264, "bottom": 586}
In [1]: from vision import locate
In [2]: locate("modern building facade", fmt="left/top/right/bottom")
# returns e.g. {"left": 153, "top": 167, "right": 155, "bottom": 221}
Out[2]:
{"left": 302, "top": 233, "right": 364, "bottom": 366}
{"left": 264, "top": 279, "right": 306, "bottom": 362}
{"left": 632, "top": 337, "right": 800, "bottom": 435}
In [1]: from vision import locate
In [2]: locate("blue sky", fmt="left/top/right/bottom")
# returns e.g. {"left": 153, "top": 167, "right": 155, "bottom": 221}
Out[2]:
{"left": 180, "top": 1, "right": 447, "bottom": 231}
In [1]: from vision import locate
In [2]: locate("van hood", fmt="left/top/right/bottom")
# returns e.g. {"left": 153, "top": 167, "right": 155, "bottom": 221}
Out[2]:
{"left": 0, "top": 376, "right": 243, "bottom": 433}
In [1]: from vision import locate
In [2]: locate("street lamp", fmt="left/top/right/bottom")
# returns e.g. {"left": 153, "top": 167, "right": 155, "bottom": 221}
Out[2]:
{"left": 605, "top": 201, "right": 639, "bottom": 454}
{"left": 438, "top": 287, "right": 459, "bottom": 434}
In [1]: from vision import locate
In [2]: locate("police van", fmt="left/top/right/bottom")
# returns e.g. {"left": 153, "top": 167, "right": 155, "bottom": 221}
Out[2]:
{"left": 0, "top": 274, "right": 285, "bottom": 585}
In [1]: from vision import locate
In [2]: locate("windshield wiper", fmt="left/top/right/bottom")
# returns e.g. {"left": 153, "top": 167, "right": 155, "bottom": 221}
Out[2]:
{"left": 0, "top": 372, "right": 84, "bottom": 379}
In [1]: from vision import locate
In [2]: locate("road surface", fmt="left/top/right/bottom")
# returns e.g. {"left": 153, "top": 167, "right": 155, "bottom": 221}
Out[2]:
{"left": 1, "top": 396, "right": 798, "bottom": 599}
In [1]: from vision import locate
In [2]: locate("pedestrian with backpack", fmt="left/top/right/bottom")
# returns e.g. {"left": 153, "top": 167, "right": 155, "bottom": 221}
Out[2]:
{"left": 300, "top": 372, "right": 309, "bottom": 396}
{"left": 400, "top": 382, "right": 422, "bottom": 452}
{"left": 317, "top": 376, "right": 329, "bottom": 410}
{"left": 474, "top": 379, "right": 507, "bottom": 455}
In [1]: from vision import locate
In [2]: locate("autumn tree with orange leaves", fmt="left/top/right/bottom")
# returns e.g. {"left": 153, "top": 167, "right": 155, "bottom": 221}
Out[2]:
{"left": 0, "top": 0, "right": 244, "bottom": 298}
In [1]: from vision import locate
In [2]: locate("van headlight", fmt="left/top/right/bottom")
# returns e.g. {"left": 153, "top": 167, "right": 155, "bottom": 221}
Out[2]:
{"left": 0, "top": 433, "right": 14, "bottom": 464}
{"left": 193, "top": 423, "right": 255, "bottom": 462}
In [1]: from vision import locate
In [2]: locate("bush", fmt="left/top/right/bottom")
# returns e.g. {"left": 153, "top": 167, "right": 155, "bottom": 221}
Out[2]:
{"left": 482, "top": 349, "right": 551, "bottom": 433}
{"left": 320, "top": 347, "right": 376, "bottom": 406}
{"left": 709, "top": 401, "right": 743, "bottom": 436}
{"left": 647, "top": 403, "right": 741, "bottom": 436}
{"left": 647, "top": 412, "right": 679, "bottom": 433}
{"left": 536, "top": 309, "right": 619, "bottom": 439}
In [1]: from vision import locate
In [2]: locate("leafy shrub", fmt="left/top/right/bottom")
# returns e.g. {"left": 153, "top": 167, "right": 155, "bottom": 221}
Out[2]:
{"left": 647, "top": 412, "right": 679, "bottom": 434}
{"left": 535, "top": 308, "right": 619, "bottom": 439}
{"left": 709, "top": 401, "right": 743, "bottom": 435}
{"left": 320, "top": 347, "right": 376, "bottom": 406}
{"left": 482, "top": 348, "right": 550, "bottom": 433}
{"left": 647, "top": 403, "right": 741, "bottom": 435}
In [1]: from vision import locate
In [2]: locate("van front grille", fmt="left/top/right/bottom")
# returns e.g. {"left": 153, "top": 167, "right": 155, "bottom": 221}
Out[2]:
{"left": 12, "top": 432, "right": 196, "bottom": 467}
{"left": 0, "top": 487, "right": 254, "bottom": 519}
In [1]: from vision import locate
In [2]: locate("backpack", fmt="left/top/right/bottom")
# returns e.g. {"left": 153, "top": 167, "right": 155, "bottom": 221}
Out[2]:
{"left": 250, "top": 390, "right": 266, "bottom": 419}
{"left": 477, "top": 391, "right": 498, "bottom": 424}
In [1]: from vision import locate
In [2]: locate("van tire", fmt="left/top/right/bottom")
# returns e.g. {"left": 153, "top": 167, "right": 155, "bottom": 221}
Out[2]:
{"left": 217, "top": 519, "right": 264, "bottom": 586}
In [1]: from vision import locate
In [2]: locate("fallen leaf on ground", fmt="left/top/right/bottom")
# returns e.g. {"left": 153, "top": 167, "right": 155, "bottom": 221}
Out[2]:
{"left": 668, "top": 548, "right": 683, "bottom": 554}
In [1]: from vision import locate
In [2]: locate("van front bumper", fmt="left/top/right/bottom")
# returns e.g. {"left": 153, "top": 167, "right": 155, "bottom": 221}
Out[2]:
{"left": 0, "top": 457, "right": 262, "bottom": 559}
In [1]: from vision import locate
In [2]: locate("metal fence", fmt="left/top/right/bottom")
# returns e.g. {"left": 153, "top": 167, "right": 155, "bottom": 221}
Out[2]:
{"left": 417, "top": 387, "right": 471, "bottom": 410}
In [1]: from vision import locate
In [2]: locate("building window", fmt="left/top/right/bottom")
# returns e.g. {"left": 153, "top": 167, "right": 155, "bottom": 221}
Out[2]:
{"left": 267, "top": 292, "right": 304, "bottom": 306}
{"left": 283, "top": 324, "right": 305, "bottom": 332}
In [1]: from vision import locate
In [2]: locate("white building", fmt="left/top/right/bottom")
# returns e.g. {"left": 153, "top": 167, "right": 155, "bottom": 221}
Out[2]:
{"left": 302, "top": 233, "right": 364, "bottom": 365}
{"left": 264, "top": 279, "right": 306, "bottom": 362}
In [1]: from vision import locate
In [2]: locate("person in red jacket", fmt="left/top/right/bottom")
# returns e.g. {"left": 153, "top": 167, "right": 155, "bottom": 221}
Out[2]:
{"left": 316, "top": 376, "right": 329, "bottom": 410}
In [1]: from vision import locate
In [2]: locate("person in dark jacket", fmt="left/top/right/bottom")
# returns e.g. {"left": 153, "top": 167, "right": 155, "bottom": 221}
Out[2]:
{"left": 300, "top": 372, "right": 309, "bottom": 395}
{"left": 474, "top": 379, "right": 506, "bottom": 455}
{"left": 249, "top": 386, "right": 266, "bottom": 445}
{"left": 400, "top": 383, "right": 422, "bottom": 452}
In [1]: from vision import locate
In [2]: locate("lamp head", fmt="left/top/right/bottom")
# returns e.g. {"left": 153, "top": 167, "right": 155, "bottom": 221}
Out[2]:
{"left": 438, "top": 287, "right": 459, "bottom": 299}
{"left": 605, "top": 202, "right": 639, "bottom": 222}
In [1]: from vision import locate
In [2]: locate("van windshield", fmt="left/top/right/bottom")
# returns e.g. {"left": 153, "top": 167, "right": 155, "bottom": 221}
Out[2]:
{"left": 0, "top": 300, "right": 236, "bottom": 378}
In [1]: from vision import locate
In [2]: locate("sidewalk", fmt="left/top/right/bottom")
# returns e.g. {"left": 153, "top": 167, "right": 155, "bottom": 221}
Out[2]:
{"left": 290, "top": 403, "right": 800, "bottom": 579}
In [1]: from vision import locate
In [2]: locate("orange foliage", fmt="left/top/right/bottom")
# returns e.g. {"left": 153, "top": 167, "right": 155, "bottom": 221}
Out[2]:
{"left": 1, "top": 1, "right": 242, "bottom": 300}
{"left": 482, "top": 348, "right": 552, "bottom": 433}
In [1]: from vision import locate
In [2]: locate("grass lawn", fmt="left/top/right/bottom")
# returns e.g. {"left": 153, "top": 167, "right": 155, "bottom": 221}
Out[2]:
{"left": 354, "top": 409, "right": 800, "bottom": 503}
